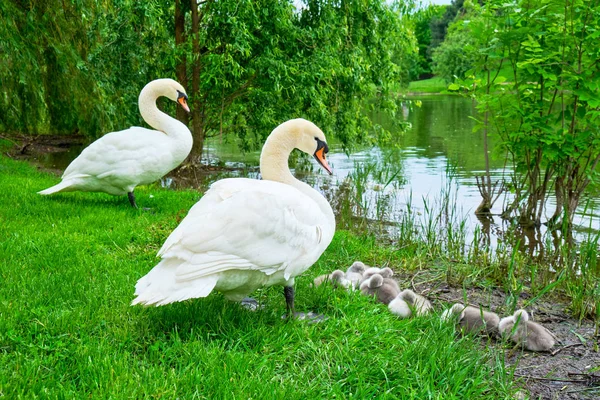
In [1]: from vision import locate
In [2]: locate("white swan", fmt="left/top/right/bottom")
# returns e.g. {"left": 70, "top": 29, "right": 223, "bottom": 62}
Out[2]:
{"left": 38, "top": 79, "right": 192, "bottom": 208}
{"left": 132, "top": 119, "right": 336, "bottom": 315}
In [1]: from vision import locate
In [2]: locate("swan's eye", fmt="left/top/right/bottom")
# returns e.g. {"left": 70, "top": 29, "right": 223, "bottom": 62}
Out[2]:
{"left": 315, "top": 137, "right": 329, "bottom": 154}
{"left": 176, "top": 90, "right": 188, "bottom": 101}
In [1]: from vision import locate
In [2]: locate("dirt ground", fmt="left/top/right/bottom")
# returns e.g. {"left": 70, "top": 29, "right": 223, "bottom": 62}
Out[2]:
{"left": 405, "top": 270, "right": 600, "bottom": 400}
{"left": 1, "top": 133, "right": 87, "bottom": 175}
{"left": 4, "top": 134, "right": 600, "bottom": 399}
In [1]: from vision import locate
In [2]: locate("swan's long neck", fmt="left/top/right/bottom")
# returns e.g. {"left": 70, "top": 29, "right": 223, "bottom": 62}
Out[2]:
{"left": 260, "top": 125, "right": 335, "bottom": 230}
{"left": 138, "top": 84, "right": 192, "bottom": 151}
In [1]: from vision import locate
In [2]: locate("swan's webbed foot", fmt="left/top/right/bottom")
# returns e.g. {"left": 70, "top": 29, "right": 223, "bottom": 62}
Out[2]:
{"left": 240, "top": 297, "right": 263, "bottom": 311}
{"left": 127, "top": 191, "right": 138, "bottom": 208}
{"left": 282, "top": 286, "right": 328, "bottom": 323}
{"left": 281, "top": 312, "right": 329, "bottom": 323}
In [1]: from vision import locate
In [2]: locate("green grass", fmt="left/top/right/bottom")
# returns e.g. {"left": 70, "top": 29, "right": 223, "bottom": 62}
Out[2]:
{"left": 0, "top": 154, "right": 516, "bottom": 398}
{"left": 407, "top": 77, "right": 449, "bottom": 94}
{"left": 407, "top": 67, "right": 516, "bottom": 94}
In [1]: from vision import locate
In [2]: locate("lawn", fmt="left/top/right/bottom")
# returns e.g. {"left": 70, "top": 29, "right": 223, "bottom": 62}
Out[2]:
{"left": 0, "top": 152, "right": 515, "bottom": 398}
{"left": 407, "top": 77, "right": 449, "bottom": 94}
{"left": 407, "top": 67, "right": 517, "bottom": 95}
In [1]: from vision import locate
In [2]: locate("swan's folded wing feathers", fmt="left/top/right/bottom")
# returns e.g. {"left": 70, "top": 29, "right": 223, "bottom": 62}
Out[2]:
{"left": 63, "top": 127, "right": 171, "bottom": 179}
{"left": 157, "top": 180, "right": 324, "bottom": 281}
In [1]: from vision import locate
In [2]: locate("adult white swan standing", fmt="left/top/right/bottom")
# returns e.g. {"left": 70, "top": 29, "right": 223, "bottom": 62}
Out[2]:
{"left": 38, "top": 79, "right": 192, "bottom": 208}
{"left": 132, "top": 119, "right": 336, "bottom": 317}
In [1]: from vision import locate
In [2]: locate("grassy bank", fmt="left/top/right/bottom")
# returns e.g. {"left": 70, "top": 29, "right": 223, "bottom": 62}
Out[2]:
{"left": 407, "top": 77, "right": 449, "bottom": 94}
{"left": 0, "top": 153, "right": 515, "bottom": 398}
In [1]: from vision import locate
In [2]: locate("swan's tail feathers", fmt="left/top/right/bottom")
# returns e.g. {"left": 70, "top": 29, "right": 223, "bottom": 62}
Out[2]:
{"left": 131, "top": 259, "right": 219, "bottom": 307}
{"left": 38, "top": 180, "right": 74, "bottom": 195}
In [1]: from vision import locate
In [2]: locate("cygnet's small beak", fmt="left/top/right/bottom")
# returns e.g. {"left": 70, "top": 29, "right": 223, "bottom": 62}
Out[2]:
{"left": 314, "top": 147, "right": 333, "bottom": 175}
{"left": 177, "top": 96, "right": 190, "bottom": 113}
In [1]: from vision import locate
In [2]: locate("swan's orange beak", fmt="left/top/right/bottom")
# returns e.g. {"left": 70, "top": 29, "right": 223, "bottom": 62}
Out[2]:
{"left": 314, "top": 147, "right": 333, "bottom": 175}
{"left": 178, "top": 96, "right": 190, "bottom": 113}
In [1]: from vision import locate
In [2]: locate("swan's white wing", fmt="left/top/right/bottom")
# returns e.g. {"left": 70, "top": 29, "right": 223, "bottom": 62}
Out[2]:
{"left": 62, "top": 127, "right": 173, "bottom": 182}
{"left": 159, "top": 178, "right": 326, "bottom": 282}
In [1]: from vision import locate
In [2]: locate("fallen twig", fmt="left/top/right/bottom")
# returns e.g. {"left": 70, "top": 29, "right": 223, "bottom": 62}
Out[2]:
{"left": 512, "top": 372, "right": 586, "bottom": 384}
{"left": 567, "top": 372, "right": 600, "bottom": 387}
{"left": 551, "top": 343, "right": 583, "bottom": 356}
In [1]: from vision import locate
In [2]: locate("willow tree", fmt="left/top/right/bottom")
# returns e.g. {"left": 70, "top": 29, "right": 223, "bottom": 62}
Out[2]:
{"left": 0, "top": 0, "right": 173, "bottom": 137}
{"left": 178, "top": 0, "right": 416, "bottom": 162}
{"left": 2, "top": 0, "right": 415, "bottom": 155}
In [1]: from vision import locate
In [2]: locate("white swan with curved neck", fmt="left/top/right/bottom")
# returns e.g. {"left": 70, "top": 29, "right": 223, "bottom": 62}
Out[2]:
{"left": 132, "top": 119, "right": 336, "bottom": 313}
{"left": 38, "top": 79, "right": 192, "bottom": 208}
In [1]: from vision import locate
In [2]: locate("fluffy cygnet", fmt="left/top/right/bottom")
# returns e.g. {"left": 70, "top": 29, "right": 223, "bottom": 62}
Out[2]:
{"left": 313, "top": 269, "right": 351, "bottom": 289}
{"left": 330, "top": 270, "right": 351, "bottom": 289}
{"left": 345, "top": 261, "right": 366, "bottom": 289}
{"left": 388, "top": 296, "right": 411, "bottom": 318}
{"left": 498, "top": 309, "right": 556, "bottom": 352}
{"left": 441, "top": 303, "right": 500, "bottom": 336}
{"left": 398, "top": 289, "right": 432, "bottom": 316}
{"left": 360, "top": 274, "right": 400, "bottom": 305}
{"left": 313, "top": 274, "right": 330, "bottom": 287}
{"left": 362, "top": 266, "right": 394, "bottom": 281}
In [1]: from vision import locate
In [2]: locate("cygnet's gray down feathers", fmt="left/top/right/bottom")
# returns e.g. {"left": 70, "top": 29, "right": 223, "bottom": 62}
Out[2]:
{"left": 498, "top": 309, "right": 556, "bottom": 352}
{"left": 442, "top": 303, "right": 500, "bottom": 336}
{"left": 360, "top": 274, "right": 400, "bottom": 305}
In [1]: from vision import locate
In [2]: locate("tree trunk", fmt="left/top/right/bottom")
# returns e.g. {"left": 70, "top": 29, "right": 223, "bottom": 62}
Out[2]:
{"left": 475, "top": 67, "right": 504, "bottom": 215}
{"left": 175, "top": 0, "right": 189, "bottom": 126}
{"left": 548, "top": 175, "right": 565, "bottom": 229}
{"left": 187, "top": 0, "right": 204, "bottom": 164}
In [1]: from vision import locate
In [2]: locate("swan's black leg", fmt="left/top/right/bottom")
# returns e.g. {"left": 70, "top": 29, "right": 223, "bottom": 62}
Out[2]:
{"left": 127, "top": 191, "right": 138, "bottom": 208}
{"left": 283, "top": 286, "right": 295, "bottom": 316}
{"left": 283, "top": 285, "right": 327, "bottom": 323}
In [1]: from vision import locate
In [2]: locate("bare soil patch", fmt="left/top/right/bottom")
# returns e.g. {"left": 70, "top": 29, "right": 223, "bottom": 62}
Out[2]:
{"left": 1, "top": 133, "right": 87, "bottom": 174}
{"left": 400, "top": 269, "right": 600, "bottom": 400}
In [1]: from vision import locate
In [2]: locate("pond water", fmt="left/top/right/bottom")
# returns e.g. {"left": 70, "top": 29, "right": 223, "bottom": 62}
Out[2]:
{"left": 39, "top": 95, "right": 600, "bottom": 249}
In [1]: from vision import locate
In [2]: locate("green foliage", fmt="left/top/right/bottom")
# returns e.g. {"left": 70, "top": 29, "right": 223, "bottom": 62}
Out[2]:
{"left": 453, "top": 0, "right": 600, "bottom": 228}
{"left": 0, "top": 154, "right": 515, "bottom": 398}
{"left": 428, "top": 0, "right": 466, "bottom": 52}
{"left": 0, "top": 0, "right": 173, "bottom": 137}
{"left": 1, "top": 0, "right": 418, "bottom": 154}
{"left": 408, "top": 5, "right": 446, "bottom": 80}
{"left": 431, "top": 17, "right": 477, "bottom": 82}
{"left": 184, "top": 0, "right": 418, "bottom": 156}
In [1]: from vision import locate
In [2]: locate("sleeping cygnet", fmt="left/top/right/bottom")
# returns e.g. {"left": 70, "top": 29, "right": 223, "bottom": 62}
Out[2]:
{"left": 498, "top": 309, "right": 556, "bottom": 352}
{"left": 313, "top": 270, "right": 351, "bottom": 289}
{"left": 397, "top": 289, "right": 432, "bottom": 316}
{"left": 388, "top": 295, "right": 411, "bottom": 318}
{"left": 362, "top": 266, "right": 394, "bottom": 282}
{"left": 441, "top": 303, "right": 500, "bottom": 336}
{"left": 345, "top": 261, "right": 366, "bottom": 289}
{"left": 360, "top": 273, "right": 400, "bottom": 305}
